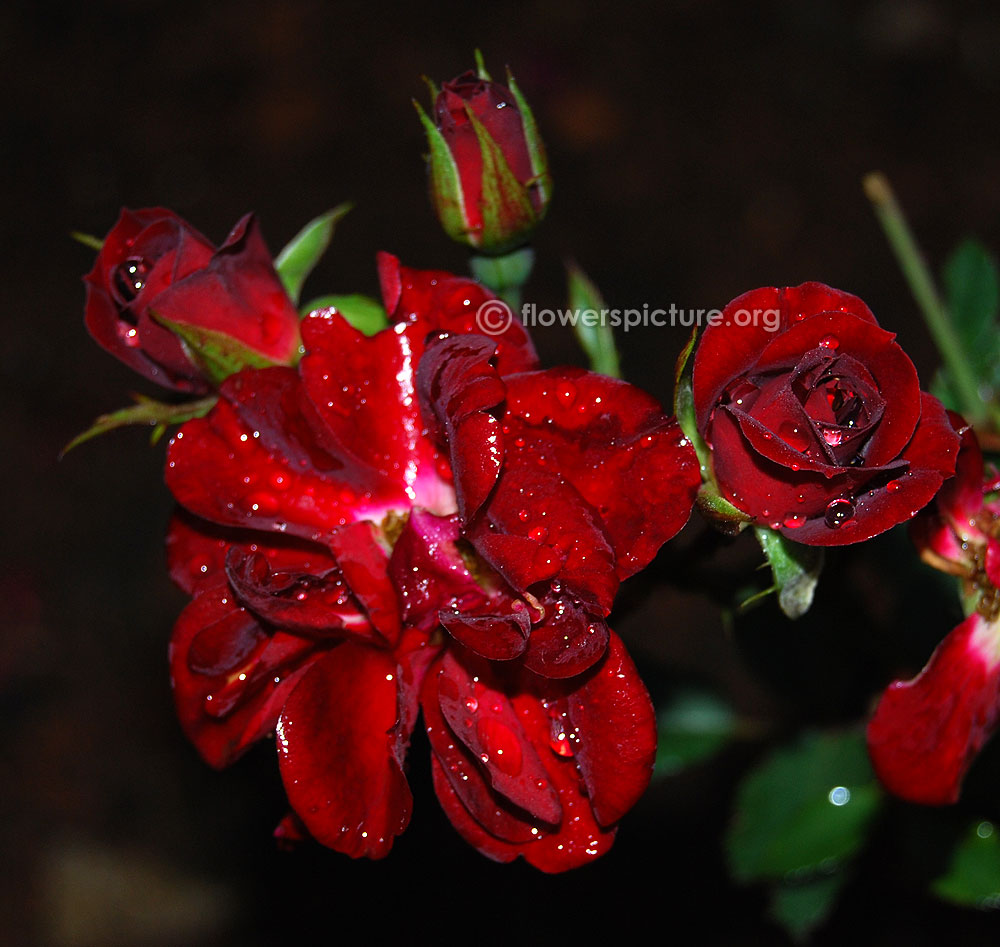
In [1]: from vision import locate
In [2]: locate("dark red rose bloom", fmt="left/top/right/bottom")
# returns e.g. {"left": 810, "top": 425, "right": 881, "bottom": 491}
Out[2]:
{"left": 84, "top": 208, "right": 302, "bottom": 391}
{"left": 868, "top": 417, "right": 1000, "bottom": 804}
{"left": 163, "top": 255, "right": 699, "bottom": 868}
{"left": 692, "top": 283, "right": 960, "bottom": 545}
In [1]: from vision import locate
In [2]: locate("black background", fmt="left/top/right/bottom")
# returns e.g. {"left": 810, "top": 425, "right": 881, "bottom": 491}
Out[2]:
{"left": 4, "top": 0, "right": 1000, "bottom": 943}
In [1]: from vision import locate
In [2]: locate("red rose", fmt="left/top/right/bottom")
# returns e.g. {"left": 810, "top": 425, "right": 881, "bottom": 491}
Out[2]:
{"left": 84, "top": 208, "right": 302, "bottom": 391}
{"left": 692, "top": 282, "right": 960, "bottom": 545}
{"left": 162, "top": 256, "right": 699, "bottom": 868}
{"left": 417, "top": 66, "right": 551, "bottom": 252}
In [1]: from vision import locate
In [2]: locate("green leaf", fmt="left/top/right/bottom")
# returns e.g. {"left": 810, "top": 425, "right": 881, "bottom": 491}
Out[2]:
{"left": 932, "top": 819, "right": 1000, "bottom": 910}
{"left": 727, "top": 729, "right": 882, "bottom": 883}
{"left": 300, "top": 293, "right": 389, "bottom": 336}
{"left": 653, "top": 689, "right": 736, "bottom": 778}
{"left": 754, "top": 526, "right": 825, "bottom": 619}
{"left": 565, "top": 261, "right": 620, "bottom": 378}
{"left": 769, "top": 872, "right": 848, "bottom": 942}
{"left": 942, "top": 239, "right": 1000, "bottom": 383}
{"left": 62, "top": 394, "right": 217, "bottom": 455}
{"left": 153, "top": 313, "right": 279, "bottom": 385}
{"left": 274, "top": 204, "right": 352, "bottom": 305}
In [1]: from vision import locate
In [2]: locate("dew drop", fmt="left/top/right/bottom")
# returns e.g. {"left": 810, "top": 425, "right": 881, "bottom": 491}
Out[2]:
{"left": 824, "top": 498, "right": 855, "bottom": 529}
{"left": 783, "top": 513, "right": 806, "bottom": 529}
{"left": 820, "top": 426, "right": 844, "bottom": 447}
{"left": 556, "top": 381, "right": 577, "bottom": 407}
{"left": 112, "top": 257, "right": 151, "bottom": 303}
{"left": 517, "top": 509, "right": 530, "bottom": 522}
{"left": 476, "top": 718, "right": 523, "bottom": 776}
{"left": 818, "top": 334, "right": 839, "bottom": 350}
{"left": 778, "top": 421, "right": 810, "bottom": 452}
{"left": 886, "top": 479, "right": 901, "bottom": 492}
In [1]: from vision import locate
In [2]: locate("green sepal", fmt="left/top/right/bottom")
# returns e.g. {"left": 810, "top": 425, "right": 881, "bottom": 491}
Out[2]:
{"left": 70, "top": 230, "right": 104, "bottom": 251}
{"left": 726, "top": 729, "right": 882, "bottom": 884}
{"left": 473, "top": 48, "right": 492, "bottom": 81}
{"left": 565, "top": 260, "right": 620, "bottom": 378}
{"left": 62, "top": 393, "right": 217, "bottom": 455}
{"left": 466, "top": 106, "right": 538, "bottom": 253}
{"left": 274, "top": 204, "right": 352, "bottom": 305}
{"left": 153, "top": 312, "right": 283, "bottom": 386}
{"left": 299, "top": 293, "right": 389, "bottom": 336}
{"left": 753, "top": 526, "right": 825, "bottom": 620}
{"left": 505, "top": 69, "right": 552, "bottom": 209}
{"left": 414, "top": 98, "right": 471, "bottom": 245}
{"left": 695, "top": 481, "right": 751, "bottom": 536}
{"left": 673, "top": 337, "right": 712, "bottom": 480}
{"left": 932, "top": 819, "right": 1000, "bottom": 909}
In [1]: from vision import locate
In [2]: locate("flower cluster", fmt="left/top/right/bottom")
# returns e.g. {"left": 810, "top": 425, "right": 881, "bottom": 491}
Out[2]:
{"left": 124, "top": 245, "right": 701, "bottom": 869}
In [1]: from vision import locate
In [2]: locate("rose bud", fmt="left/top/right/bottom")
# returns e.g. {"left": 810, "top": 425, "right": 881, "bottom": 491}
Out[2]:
{"left": 415, "top": 59, "right": 552, "bottom": 254}
{"left": 84, "top": 208, "right": 302, "bottom": 392}
{"left": 691, "top": 282, "right": 960, "bottom": 545}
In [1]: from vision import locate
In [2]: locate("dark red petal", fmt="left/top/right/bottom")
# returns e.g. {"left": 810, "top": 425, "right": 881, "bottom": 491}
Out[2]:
{"left": 377, "top": 253, "right": 539, "bottom": 375}
{"left": 693, "top": 283, "right": 877, "bottom": 432}
{"left": 752, "top": 312, "right": 921, "bottom": 467}
{"left": 502, "top": 368, "right": 700, "bottom": 578}
{"left": 868, "top": 613, "right": 1000, "bottom": 805}
{"left": 521, "top": 598, "right": 610, "bottom": 679}
{"left": 273, "top": 811, "right": 310, "bottom": 849}
{"left": 565, "top": 631, "right": 657, "bottom": 825}
{"left": 388, "top": 509, "right": 489, "bottom": 631}
{"left": 169, "top": 580, "right": 322, "bottom": 768}
{"left": 422, "top": 660, "right": 544, "bottom": 843}
{"left": 935, "top": 413, "right": 985, "bottom": 529}
{"left": 276, "top": 645, "right": 412, "bottom": 859}
{"left": 146, "top": 214, "right": 301, "bottom": 366}
{"left": 416, "top": 334, "right": 507, "bottom": 521}
{"left": 782, "top": 393, "right": 959, "bottom": 545}
{"left": 224, "top": 548, "right": 377, "bottom": 641}
{"left": 440, "top": 608, "right": 531, "bottom": 661}
{"left": 299, "top": 309, "right": 454, "bottom": 513}
{"left": 327, "top": 521, "right": 401, "bottom": 646}
{"left": 166, "top": 385, "right": 395, "bottom": 544}
{"left": 436, "top": 649, "right": 562, "bottom": 823}
{"left": 166, "top": 510, "right": 338, "bottom": 596}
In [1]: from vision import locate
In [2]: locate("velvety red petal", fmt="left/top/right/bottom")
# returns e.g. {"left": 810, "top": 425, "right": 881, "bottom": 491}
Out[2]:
{"left": 146, "top": 214, "right": 301, "bottom": 366}
{"left": 423, "top": 660, "right": 544, "bottom": 843}
{"left": 436, "top": 649, "right": 562, "bottom": 823}
{"left": 868, "top": 613, "right": 1000, "bottom": 804}
{"left": 936, "top": 413, "right": 985, "bottom": 530}
{"left": 166, "top": 381, "right": 396, "bottom": 543}
{"left": 224, "top": 548, "right": 377, "bottom": 641}
{"left": 521, "top": 598, "right": 610, "bottom": 679}
{"left": 564, "top": 631, "right": 657, "bottom": 825}
{"left": 387, "top": 509, "right": 489, "bottom": 631}
{"left": 166, "top": 510, "right": 337, "bottom": 596}
{"left": 326, "top": 521, "right": 401, "bottom": 646}
{"left": 501, "top": 367, "right": 700, "bottom": 578}
{"left": 169, "top": 580, "right": 323, "bottom": 768}
{"left": 276, "top": 644, "right": 412, "bottom": 859}
{"left": 299, "top": 309, "right": 455, "bottom": 514}
{"left": 752, "top": 312, "right": 921, "bottom": 467}
{"left": 377, "top": 253, "right": 539, "bottom": 375}
{"left": 693, "top": 283, "right": 877, "bottom": 432}
{"left": 440, "top": 608, "right": 531, "bottom": 661}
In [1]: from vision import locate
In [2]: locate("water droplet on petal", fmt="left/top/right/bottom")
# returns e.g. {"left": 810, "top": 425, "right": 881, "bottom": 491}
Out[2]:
{"left": 476, "top": 718, "right": 523, "bottom": 776}
{"left": 783, "top": 513, "right": 806, "bottom": 529}
{"left": 112, "top": 257, "right": 151, "bottom": 303}
{"left": 820, "top": 425, "right": 843, "bottom": 447}
{"left": 824, "top": 498, "right": 855, "bottom": 529}
{"left": 556, "top": 381, "right": 577, "bottom": 407}
{"left": 818, "top": 334, "right": 839, "bottom": 350}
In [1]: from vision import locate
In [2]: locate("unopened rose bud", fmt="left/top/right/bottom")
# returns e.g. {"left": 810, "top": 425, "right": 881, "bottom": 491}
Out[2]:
{"left": 416, "top": 59, "right": 551, "bottom": 254}
{"left": 84, "top": 208, "right": 302, "bottom": 391}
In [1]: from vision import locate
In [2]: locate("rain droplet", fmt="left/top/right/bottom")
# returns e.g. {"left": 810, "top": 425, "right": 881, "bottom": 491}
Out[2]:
{"left": 824, "top": 498, "right": 855, "bottom": 529}
{"left": 820, "top": 426, "right": 844, "bottom": 447}
{"left": 818, "top": 334, "right": 839, "bottom": 350}
{"left": 112, "top": 257, "right": 151, "bottom": 303}
{"left": 783, "top": 513, "right": 806, "bottom": 529}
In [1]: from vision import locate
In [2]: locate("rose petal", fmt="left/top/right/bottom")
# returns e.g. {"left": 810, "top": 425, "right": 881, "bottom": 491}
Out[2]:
{"left": 166, "top": 510, "right": 338, "bottom": 596}
{"left": 693, "top": 283, "right": 878, "bottom": 432}
{"left": 565, "top": 631, "right": 657, "bottom": 825}
{"left": 521, "top": 598, "right": 610, "bottom": 679}
{"left": 377, "top": 253, "right": 539, "bottom": 375}
{"left": 868, "top": 612, "right": 1000, "bottom": 804}
{"left": 440, "top": 608, "right": 531, "bottom": 661}
{"left": 224, "top": 547, "right": 378, "bottom": 641}
{"left": 276, "top": 644, "right": 412, "bottom": 859}
{"left": 169, "top": 580, "right": 323, "bottom": 768}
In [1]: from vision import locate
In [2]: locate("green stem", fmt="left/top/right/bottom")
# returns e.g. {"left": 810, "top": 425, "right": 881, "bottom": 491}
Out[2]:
{"left": 470, "top": 247, "right": 534, "bottom": 312}
{"left": 864, "top": 172, "right": 989, "bottom": 426}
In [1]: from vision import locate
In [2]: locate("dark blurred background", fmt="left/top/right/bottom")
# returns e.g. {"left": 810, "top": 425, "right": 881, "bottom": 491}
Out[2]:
{"left": 4, "top": 0, "right": 1000, "bottom": 943}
